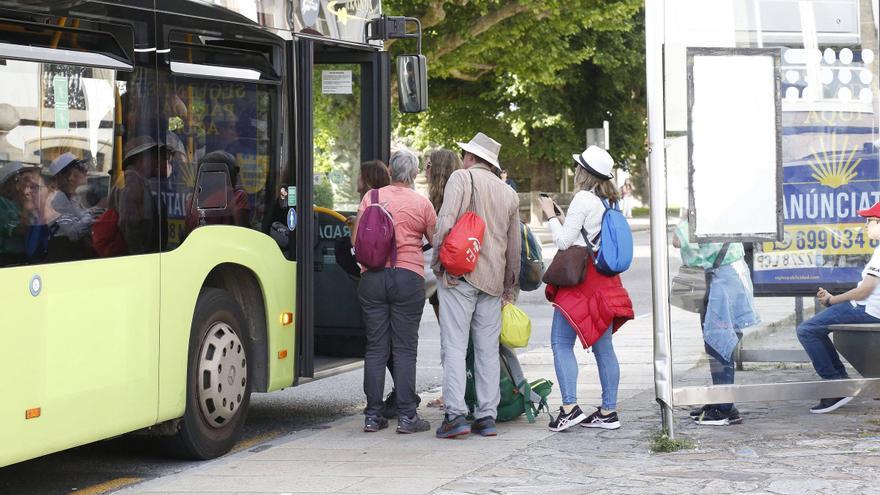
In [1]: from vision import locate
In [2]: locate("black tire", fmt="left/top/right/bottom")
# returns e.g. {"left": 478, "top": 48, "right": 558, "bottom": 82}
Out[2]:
{"left": 165, "top": 288, "right": 252, "bottom": 459}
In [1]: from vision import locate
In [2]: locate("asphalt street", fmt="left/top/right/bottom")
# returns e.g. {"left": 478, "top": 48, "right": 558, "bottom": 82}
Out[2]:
{"left": 0, "top": 230, "right": 674, "bottom": 495}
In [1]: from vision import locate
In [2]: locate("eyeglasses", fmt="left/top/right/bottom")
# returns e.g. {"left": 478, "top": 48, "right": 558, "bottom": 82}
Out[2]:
{"left": 866, "top": 218, "right": 880, "bottom": 225}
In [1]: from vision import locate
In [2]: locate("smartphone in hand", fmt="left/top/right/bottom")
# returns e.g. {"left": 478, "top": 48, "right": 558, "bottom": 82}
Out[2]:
{"left": 539, "top": 193, "right": 563, "bottom": 217}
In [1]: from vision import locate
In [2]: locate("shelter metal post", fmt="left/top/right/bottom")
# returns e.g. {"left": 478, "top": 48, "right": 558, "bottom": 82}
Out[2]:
{"left": 795, "top": 297, "right": 804, "bottom": 327}
{"left": 645, "top": 0, "right": 675, "bottom": 437}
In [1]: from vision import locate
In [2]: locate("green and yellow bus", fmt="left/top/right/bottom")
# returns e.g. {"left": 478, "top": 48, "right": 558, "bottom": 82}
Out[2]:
{"left": 0, "top": 0, "right": 425, "bottom": 467}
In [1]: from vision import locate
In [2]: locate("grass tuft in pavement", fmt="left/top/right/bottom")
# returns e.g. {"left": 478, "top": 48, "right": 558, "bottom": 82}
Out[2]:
{"left": 649, "top": 429, "right": 695, "bottom": 453}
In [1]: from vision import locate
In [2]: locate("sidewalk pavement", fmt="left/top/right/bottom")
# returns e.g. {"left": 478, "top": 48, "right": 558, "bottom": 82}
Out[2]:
{"left": 117, "top": 292, "right": 879, "bottom": 495}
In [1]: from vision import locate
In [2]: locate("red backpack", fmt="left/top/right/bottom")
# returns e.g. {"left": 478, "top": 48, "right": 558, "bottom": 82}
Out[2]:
{"left": 92, "top": 207, "right": 128, "bottom": 257}
{"left": 355, "top": 189, "right": 396, "bottom": 271}
{"left": 440, "top": 171, "right": 485, "bottom": 277}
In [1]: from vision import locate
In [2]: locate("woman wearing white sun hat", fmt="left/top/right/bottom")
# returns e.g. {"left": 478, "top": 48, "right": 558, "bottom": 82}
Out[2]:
{"left": 538, "top": 145, "right": 634, "bottom": 433}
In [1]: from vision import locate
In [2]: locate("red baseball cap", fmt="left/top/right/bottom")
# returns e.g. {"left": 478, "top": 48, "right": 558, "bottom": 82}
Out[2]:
{"left": 858, "top": 201, "right": 880, "bottom": 218}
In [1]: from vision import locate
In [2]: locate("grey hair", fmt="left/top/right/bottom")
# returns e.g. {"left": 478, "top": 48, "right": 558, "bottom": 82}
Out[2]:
{"left": 389, "top": 149, "right": 420, "bottom": 186}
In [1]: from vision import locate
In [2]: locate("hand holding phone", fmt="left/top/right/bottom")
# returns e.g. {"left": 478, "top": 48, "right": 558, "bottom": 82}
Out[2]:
{"left": 538, "top": 193, "right": 563, "bottom": 218}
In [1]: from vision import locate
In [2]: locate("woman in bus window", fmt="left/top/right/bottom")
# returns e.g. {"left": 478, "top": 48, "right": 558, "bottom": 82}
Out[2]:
{"left": 45, "top": 153, "right": 96, "bottom": 261}
{"left": 0, "top": 162, "right": 50, "bottom": 264}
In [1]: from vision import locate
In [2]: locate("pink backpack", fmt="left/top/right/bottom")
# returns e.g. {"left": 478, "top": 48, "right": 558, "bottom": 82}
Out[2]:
{"left": 355, "top": 189, "right": 396, "bottom": 271}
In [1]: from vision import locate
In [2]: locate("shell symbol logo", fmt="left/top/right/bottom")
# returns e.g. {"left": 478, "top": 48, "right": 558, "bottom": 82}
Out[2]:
{"left": 808, "top": 133, "right": 862, "bottom": 189}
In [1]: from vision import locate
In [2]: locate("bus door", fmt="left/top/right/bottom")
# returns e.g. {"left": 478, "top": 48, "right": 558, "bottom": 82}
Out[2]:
{"left": 292, "top": 38, "right": 390, "bottom": 379}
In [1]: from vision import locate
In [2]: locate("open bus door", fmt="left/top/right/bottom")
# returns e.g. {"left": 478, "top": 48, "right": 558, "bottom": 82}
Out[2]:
{"left": 292, "top": 37, "right": 390, "bottom": 380}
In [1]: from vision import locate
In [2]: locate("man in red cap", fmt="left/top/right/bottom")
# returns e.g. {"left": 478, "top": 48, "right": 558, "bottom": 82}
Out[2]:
{"left": 795, "top": 201, "right": 880, "bottom": 414}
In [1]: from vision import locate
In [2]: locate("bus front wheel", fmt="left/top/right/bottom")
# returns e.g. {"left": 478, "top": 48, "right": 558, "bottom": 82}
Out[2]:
{"left": 167, "top": 288, "right": 252, "bottom": 459}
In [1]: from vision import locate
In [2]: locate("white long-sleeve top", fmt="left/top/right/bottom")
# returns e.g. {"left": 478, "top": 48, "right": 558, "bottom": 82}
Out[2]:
{"left": 548, "top": 190, "right": 605, "bottom": 251}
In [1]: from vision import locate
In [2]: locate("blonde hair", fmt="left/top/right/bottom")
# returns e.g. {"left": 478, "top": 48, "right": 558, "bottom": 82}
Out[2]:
{"left": 426, "top": 148, "right": 461, "bottom": 212}
{"left": 574, "top": 166, "right": 620, "bottom": 203}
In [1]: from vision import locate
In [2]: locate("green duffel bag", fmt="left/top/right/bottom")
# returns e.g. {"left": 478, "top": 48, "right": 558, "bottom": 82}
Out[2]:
{"left": 465, "top": 342, "right": 553, "bottom": 423}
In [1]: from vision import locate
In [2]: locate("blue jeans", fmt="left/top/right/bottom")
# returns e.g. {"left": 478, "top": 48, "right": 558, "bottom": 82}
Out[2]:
{"left": 797, "top": 302, "right": 880, "bottom": 380}
{"left": 550, "top": 309, "right": 619, "bottom": 410}
{"left": 704, "top": 343, "right": 735, "bottom": 412}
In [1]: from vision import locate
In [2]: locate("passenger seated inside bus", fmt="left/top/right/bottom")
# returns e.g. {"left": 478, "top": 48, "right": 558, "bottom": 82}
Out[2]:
{"left": 45, "top": 153, "right": 98, "bottom": 261}
{"left": 106, "top": 136, "right": 168, "bottom": 255}
{"left": 0, "top": 162, "right": 50, "bottom": 265}
{"left": 185, "top": 150, "right": 250, "bottom": 232}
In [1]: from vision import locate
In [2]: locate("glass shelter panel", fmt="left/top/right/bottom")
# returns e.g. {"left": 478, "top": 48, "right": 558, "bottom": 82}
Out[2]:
{"left": 664, "top": 0, "right": 879, "bottom": 393}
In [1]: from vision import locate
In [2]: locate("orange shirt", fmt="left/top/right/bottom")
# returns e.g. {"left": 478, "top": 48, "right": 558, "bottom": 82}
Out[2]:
{"left": 358, "top": 185, "right": 436, "bottom": 277}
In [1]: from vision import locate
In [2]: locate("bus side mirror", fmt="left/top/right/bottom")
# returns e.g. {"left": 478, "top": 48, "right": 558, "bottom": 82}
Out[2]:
{"left": 193, "top": 162, "right": 234, "bottom": 226}
{"left": 397, "top": 54, "right": 427, "bottom": 113}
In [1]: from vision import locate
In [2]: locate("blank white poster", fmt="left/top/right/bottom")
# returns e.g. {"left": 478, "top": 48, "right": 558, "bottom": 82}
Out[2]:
{"left": 690, "top": 53, "right": 780, "bottom": 240}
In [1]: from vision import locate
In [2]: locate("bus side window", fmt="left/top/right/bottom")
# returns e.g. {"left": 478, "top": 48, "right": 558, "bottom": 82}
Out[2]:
{"left": 0, "top": 60, "right": 129, "bottom": 266}
{"left": 161, "top": 78, "right": 275, "bottom": 249}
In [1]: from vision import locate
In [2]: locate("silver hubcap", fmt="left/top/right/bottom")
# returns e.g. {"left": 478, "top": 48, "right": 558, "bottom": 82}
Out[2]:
{"left": 197, "top": 322, "right": 247, "bottom": 428}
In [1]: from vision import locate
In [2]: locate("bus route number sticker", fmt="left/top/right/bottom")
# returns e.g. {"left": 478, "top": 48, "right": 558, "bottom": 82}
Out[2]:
{"left": 287, "top": 208, "right": 297, "bottom": 231}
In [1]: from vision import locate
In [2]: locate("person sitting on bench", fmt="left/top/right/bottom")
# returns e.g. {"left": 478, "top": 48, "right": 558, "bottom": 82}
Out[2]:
{"left": 796, "top": 201, "right": 880, "bottom": 414}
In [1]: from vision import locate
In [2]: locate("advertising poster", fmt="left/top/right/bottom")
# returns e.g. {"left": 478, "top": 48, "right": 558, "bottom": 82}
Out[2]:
{"left": 752, "top": 111, "right": 879, "bottom": 295}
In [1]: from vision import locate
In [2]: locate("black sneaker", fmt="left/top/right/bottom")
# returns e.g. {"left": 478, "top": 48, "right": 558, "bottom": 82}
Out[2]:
{"left": 810, "top": 397, "right": 853, "bottom": 414}
{"left": 397, "top": 413, "right": 430, "bottom": 434}
{"left": 471, "top": 416, "right": 497, "bottom": 437}
{"left": 693, "top": 407, "right": 742, "bottom": 426}
{"left": 548, "top": 405, "right": 587, "bottom": 432}
{"left": 435, "top": 414, "right": 471, "bottom": 439}
{"left": 581, "top": 408, "right": 621, "bottom": 430}
{"left": 688, "top": 405, "right": 710, "bottom": 419}
{"left": 363, "top": 415, "right": 389, "bottom": 432}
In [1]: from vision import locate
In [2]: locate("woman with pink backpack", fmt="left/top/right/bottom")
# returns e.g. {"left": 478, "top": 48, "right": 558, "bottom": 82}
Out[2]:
{"left": 353, "top": 150, "right": 437, "bottom": 434}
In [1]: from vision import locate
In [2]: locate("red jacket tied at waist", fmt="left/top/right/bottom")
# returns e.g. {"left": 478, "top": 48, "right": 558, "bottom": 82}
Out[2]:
{"left": 545, "top": 260, "right": 634, "bottom": 348}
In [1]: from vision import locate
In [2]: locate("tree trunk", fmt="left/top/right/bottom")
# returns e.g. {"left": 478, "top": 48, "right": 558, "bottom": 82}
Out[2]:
{"left": 530, "top": 159, "right": 558, "bottom": 192}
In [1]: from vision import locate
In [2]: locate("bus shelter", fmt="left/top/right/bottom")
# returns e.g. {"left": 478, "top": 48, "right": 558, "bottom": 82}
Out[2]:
{"left": 646, "top": 0, "right": 880, "bottom": 435}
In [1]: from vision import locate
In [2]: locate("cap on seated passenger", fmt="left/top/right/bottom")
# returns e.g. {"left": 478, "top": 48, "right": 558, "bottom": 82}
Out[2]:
{"left": 858, "top": 201, "right": 880, "bottom": 218}
{"left": 47, "top": 152, "right": 88, "bottom": 176}
{"left": 0, "top": 161, "right": 37, "bottom": 185}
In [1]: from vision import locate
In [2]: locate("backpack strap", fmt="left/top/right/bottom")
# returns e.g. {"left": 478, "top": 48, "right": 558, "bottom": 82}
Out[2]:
{"left": 581, "top": 227, "right": 598, "bottom": 265}
{"left": 466, "top": 170, "right": 478, "bottom": 213}
{"left": 370, "top": 188, "right": 397, "bottom": 268}
{"left": 711, "top": 242, "right": 730, "bottom": 271}
{"left": 518, "top": 380, "right": 536, "bottom": 423}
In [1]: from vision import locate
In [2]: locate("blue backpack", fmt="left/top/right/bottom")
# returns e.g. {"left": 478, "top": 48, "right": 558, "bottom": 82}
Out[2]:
{"left": 589, "top": 199, "right": 633, "bottom": 275}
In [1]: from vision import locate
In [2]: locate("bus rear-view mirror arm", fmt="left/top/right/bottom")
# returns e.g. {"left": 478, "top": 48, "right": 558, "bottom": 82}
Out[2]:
{"left": 365, "top": 15, "right": 428, "bottom": 113}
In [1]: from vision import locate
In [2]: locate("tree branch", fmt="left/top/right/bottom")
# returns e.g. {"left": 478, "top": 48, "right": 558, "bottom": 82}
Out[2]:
{"left": 431, "top": 2, "right": 532, "bottom": 60}
{"left": 448, "top": 63, "right": 496, "bottom": 81}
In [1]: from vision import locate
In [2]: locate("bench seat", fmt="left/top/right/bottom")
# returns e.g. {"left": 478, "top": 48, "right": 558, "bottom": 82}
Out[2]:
{"left": 830, "top": 324, "right": 880, "bottom": 378}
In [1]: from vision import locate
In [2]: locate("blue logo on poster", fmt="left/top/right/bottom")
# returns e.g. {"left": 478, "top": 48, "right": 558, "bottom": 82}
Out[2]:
{"left": 287, "top": 208, "right": 298, "bottom": 231}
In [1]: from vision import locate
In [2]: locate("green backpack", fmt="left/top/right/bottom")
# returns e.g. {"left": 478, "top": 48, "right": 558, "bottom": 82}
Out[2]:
{"left": 465, "top": 342, "right": 553, "bottom": 423}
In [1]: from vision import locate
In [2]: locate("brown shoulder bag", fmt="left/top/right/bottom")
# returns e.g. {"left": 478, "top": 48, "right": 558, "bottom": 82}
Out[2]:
{"left": 542, "top": 228, "right": 592, "bottom": 286}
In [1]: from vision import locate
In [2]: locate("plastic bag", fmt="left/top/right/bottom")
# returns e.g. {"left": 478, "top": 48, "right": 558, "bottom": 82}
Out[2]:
{"left": 500, "top": 304, "right": 531, "bottom": 348}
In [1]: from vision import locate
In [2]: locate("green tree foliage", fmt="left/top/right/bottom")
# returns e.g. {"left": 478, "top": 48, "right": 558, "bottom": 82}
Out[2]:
{"left": 384, "top": 0, "right": 646, "bottom": 193}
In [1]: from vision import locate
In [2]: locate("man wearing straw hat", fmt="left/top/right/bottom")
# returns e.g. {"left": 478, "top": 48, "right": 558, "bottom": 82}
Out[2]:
{"left": 432, "top": 132, "right": 521, "bottom": 438}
